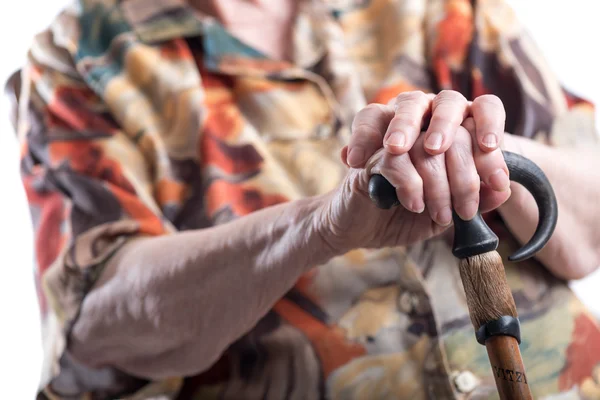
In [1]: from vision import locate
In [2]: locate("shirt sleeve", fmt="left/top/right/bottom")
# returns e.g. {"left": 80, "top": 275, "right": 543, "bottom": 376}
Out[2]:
{"left": 456, "top": 2, "right": 599, "bottom": 145}
{"left": 14, "top": 24, "right": 168, "bottom": 396}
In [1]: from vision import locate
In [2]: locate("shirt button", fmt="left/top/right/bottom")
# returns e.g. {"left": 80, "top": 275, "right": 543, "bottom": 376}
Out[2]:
{"left": 397, "top": 291, "right": 418, "bottom": 314}
{"left": 453, "top": 370, "right": 480, "bottom": 394}
{"left": 315, "top": 124, "right": 332, "bottom": 138}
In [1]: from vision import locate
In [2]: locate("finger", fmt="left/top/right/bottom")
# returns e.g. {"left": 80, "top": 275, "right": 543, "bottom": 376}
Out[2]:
{"left": 424, "top": 90, "right": 469, "bottom": 155}
{"left": 383, "top": 91, "right": 434, "bottom": 155}
{"left": 479, "top": 183, "right": 512, "bottom": 213}
{"left": 471, "top": 95, "right": 506, "bottom": 152}
{"left": 341, "top": 146, "right": 349, "bottom": 167}
{"left": 348, "top": 104, "right": 395, "bottom": 168}
{"left": 445, "top": 126, "right": 481, "bottom": 220}
{"left": 463, "top": 117, "right": 510, "bottom": 192}
{"left": 371, "top": 151, "right": 425, "bottom": 213}
{"left": 412, "top": 135, "right": 452, "bottom": 226}
{"left": 462, "top": 117, "right": 476, "bottom": 136}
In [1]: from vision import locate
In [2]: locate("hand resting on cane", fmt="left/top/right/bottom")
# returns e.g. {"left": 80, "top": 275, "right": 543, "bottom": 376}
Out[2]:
{"left": 346, "top": 91, "right": 600, "bottom": 280}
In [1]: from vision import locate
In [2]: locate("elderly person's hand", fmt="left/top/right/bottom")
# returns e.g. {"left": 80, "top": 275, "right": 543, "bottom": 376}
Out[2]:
{"left": 322, "top": 91, "right": 511, "bottom": 252}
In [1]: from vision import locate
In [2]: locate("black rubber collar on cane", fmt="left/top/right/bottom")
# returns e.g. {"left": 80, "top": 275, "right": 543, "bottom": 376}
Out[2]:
{"left": 476, "top": 316, "right": 522, "bottom": 345}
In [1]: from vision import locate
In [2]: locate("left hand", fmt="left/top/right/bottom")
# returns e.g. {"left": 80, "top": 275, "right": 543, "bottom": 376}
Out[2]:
{"left": 342, "top": 90, "right": 512, "bottom": 226}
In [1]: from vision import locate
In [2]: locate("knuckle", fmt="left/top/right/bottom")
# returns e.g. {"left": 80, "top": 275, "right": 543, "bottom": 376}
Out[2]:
{"left": 351, "top": 120, "right": 381, "bottom": 138}
{"left": 352, "top": 104, "right": 387, "bottom": 127}
{"left": 385, "top": 158, "right": 422, "bottom": 188}
{"left": 454, "top": 175, "right": 481, "bottom": 197}
{"left": 431, "top": 97, "right": 468, "bottom": 124}
{"left": 397, "top": 90, "right": 428, "bottom": 101}
{"left": 396, "top": 91, "right": 429, "bottom": 107}
{"left": 430, "top": 113, "right": 460, "bottom": 127}
{"left": 351, "top": 103, "right": 393, "bottom": 136}
{"left": 364, "top": 103, "right": 386, "bottom": 113}
{"left": 474, "top": 94, "right": 502, "bottom": 106}
{"left": 436, "top": 90, "right": 467, "bottom": 104}
{"left": 473, "top": 95, "right": 506, "bottom": 114}
{"left": 465, "top": 177, "right": 481, "bottom": 193}
{"left": 420, "top": 155, "right": 444, "bottom": 174}
{"left": 391, "top": 112, "right": 421, "bottom": 128}
{"left": 453, "top": 142, "right": 474, "bottom": 166}
{"left": 398, "top": 175, "right": 423, "bottom": 194}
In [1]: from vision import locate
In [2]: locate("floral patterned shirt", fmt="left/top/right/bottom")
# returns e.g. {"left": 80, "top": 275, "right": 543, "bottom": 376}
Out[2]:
{"left": 8, "top": 0, "right": 600, "bottom": 399}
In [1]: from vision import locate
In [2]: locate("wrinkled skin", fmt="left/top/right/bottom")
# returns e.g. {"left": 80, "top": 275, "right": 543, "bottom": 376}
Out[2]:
{"left": 323, "top": 91, "right": 511, "bottom": 252}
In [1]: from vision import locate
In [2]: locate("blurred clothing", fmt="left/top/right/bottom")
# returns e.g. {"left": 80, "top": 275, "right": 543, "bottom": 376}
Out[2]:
{"left": 9, "top": 0, "right": 600, "bottom": 398}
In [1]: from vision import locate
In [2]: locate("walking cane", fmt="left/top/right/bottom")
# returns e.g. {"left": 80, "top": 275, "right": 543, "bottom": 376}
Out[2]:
{"left": 368, "top": 151, "right": 558, "bottom": 400}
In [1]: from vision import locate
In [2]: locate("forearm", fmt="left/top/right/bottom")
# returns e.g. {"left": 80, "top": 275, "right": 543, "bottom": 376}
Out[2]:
{"left": 69, "top": 194, "right": 337, "bottom": 379}
{"left": 500, "top": 134, "right": 600, "bottom": 279}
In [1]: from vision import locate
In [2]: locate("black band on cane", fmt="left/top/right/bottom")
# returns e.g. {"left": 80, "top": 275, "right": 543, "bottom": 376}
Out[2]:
{"left": 476, "top": 316, "right": 521, "bottom": 345}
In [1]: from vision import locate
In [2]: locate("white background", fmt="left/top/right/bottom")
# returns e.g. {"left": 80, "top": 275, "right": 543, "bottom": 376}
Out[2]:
{"left": 0, "top": 1, "right": 599, "bottom": 398}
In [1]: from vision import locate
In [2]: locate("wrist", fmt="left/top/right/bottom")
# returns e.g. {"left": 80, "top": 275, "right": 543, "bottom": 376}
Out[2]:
{"left": 311, "top": 190, "right": 355, "bottom": 260}
{"left": 295, "top": 193, "right": 347, "bottom": 266}
{"left": 498, "top": 133, "right": 531, "bottom": 213}
{"left": 501, "top": 132, "right": 525, "bottom": 156}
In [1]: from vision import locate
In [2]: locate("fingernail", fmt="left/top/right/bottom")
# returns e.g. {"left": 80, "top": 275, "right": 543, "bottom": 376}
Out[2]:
{"left": 347, "top": 148, "right": 365, "bottom": 167}
{"left": 410, "top": 198, "right": 425, "bottom": 214}
{"left": 435, "top": 206, "right": 452, "bottom": 226}
{"left": 456, "top": 200, "right": 479, "bottom": 221}
{"left": 385, "top": 132, "right": 406, "bottom": 148}
{"left": 425, "top": 132, "right": 443, "bottom": 151}
{"left": 488, "top": 169, "right": 510, "bottom": 191}
{"left": 482, "top": 133, "right": 498, "bottom": 149}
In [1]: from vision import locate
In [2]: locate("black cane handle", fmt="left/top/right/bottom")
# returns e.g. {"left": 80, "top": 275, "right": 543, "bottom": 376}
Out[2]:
{"left": 368, "top": 151, "right": 558, "bottom": 262}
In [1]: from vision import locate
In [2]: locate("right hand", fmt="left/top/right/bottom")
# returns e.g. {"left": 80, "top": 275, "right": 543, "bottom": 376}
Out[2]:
{"left": 320, "top": 91, "right": 512, "bottom": 252}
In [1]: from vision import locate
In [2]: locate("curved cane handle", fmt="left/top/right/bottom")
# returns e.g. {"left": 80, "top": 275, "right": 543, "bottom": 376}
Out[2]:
{"left": 368, "top": 151, "right": 558, "bottom": 262}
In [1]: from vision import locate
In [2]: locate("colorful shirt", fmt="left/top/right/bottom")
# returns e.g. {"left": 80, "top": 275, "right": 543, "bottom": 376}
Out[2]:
{"left": 8, "top": 0, "right": 600, "bottom": 398}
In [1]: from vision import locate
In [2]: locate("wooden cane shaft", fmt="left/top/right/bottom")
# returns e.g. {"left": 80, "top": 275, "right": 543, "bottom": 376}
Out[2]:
{"left": 485, "top": 336, "right": 532, "bottom": 400}
{"left": 458, "top": 253, "right": 532, "bottom": 399}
